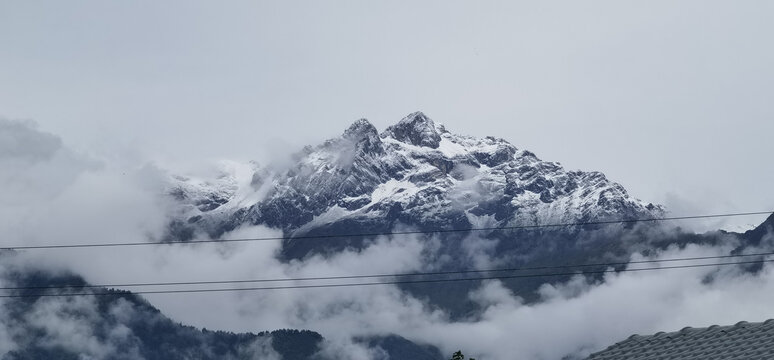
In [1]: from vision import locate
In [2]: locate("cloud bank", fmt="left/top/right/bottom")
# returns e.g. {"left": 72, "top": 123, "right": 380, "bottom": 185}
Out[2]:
{"left": 2, "top": 118, "right": 774, "bottom": 360}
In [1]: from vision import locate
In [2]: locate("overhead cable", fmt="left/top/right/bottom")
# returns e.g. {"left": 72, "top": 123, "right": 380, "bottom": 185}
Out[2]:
{"left": 3, "top": 250, "right": 773, "bottom": 291}
{"left": 1, "top": 211, "right": 770, "bottom": 251}
{"left": 3, "top": 257, "right": 771, "bottom": 298}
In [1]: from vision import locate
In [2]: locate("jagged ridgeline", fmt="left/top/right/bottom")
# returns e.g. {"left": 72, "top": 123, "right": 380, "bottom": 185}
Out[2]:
{"left": 170, "top": 112, "right": 663, "bottom": 248}
{"left": 165, "top": 112, "right": 774, "bottom": 316}
{"left": 166, "top": 112, "right": 703, "bottom": 315}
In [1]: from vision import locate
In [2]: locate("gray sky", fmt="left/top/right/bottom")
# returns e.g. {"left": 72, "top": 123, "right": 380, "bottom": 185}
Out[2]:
{"left": 2, "top": 0, "right": 773, "bottom": 228}
{"left": 3, "top": 3, "right": 774, "bottom": 358}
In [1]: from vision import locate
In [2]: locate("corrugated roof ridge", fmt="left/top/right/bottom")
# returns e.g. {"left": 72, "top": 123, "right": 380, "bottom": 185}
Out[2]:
{"left": 643, "top": 318, "right": 772, "bottom": 339}
{"left": 585, "top": 319, "right": 774, "bottom": 359}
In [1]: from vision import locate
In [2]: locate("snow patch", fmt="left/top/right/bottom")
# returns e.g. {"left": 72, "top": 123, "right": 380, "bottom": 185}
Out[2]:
{"left": 368, "top": 179, "right": 421, "bottom": 205}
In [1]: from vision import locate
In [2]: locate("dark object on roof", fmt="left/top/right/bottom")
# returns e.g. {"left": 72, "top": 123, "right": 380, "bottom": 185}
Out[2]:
{"left": 586, "top": 319, "right": 774, "bottom": 359}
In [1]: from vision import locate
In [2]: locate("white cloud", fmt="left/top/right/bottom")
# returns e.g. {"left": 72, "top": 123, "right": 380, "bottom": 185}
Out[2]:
{"left": 3, "top": 118, "right": 774, "bottom": 360}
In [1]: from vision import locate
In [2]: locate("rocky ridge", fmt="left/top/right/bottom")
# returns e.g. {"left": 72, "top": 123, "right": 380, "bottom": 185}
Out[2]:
{"left": 168, "top": 111, "right": 663, "bottom": 247}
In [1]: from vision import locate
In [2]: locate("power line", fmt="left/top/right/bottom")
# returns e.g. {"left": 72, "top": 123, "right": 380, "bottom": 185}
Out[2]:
{"left": 3, "top": 258, "right": 771, "bottom": 298}
{"left": 1, "top": 211, "right": 770, "bottom": 251}
{"left": 4, "top": 250, "right": 774, "bottom": 291}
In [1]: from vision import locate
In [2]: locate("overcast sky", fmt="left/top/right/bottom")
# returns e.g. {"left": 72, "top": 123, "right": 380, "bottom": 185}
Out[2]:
{"left": 3, "top": 3, "right": 774, "bottom": 358}
{"left": 1, "top": 0, "right": 773, "bottom": 228}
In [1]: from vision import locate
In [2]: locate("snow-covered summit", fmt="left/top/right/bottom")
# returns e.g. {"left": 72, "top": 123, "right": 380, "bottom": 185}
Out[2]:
{"left": 382, "top": 111, "right": 446, "bottom": 149}
{"left": 168, "top": 112, "right": 663, "bottom": 243}
{"left": 342, "top": 118, "right": 383, "bottom": 154}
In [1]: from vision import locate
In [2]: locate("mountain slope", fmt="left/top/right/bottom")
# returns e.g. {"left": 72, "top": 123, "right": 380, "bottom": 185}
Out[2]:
{"left": 163, "top": 112, "right": 675, "bottom": 316}
{"left": 169, "top": 112, "right": 662, "bottom": 259}
{"left": 0, "top": 266, "right": 320, "bottom": 359}
{"left": 0, "top": 261, "right": 443, "bottom": 360}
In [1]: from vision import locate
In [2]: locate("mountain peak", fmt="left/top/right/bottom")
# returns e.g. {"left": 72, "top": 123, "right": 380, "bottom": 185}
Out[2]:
{"left": 382, "top": 111, "right": 445, "bottom": 149}
{"left": 342, "top": 118, "right": 383, "bottom": 154}
{"left": 343, "top": 118, "right": 378, "bottom": 139}
{"left": 170, "top": 111, "right": 663, "bottom": 248}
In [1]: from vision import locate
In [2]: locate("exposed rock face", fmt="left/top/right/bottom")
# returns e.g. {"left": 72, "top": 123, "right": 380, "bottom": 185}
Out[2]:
{"left": 168, "top": 111, "right": 663, "bottom": 250}
{"left": 166, "top": 112, "right": 770, "bottom": 317}
{"left": 343, "top": 118, "right": 384, "bottom": 155}
{"left": 382, "top": 111, "right": 444, "bottom": 149}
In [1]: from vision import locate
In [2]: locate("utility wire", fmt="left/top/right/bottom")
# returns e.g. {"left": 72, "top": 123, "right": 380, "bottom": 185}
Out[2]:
{"left": 3, "top": 250, "right": 774, "bottom": 291}
{"left": 3, "top": 258, "right": 771, "bottom": 298}
{"left": 1, "top": 211, "right": 770, "bottom": 251}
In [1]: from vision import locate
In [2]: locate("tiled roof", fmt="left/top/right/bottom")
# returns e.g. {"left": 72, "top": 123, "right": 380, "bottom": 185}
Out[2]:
{"left": 586, "top": 319, "right": 774, "bottom": 359}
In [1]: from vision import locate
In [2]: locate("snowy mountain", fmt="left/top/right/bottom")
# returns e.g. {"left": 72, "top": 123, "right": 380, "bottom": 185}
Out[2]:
{"left": 168, "top": 111, "right": 663, "bottom": 251}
